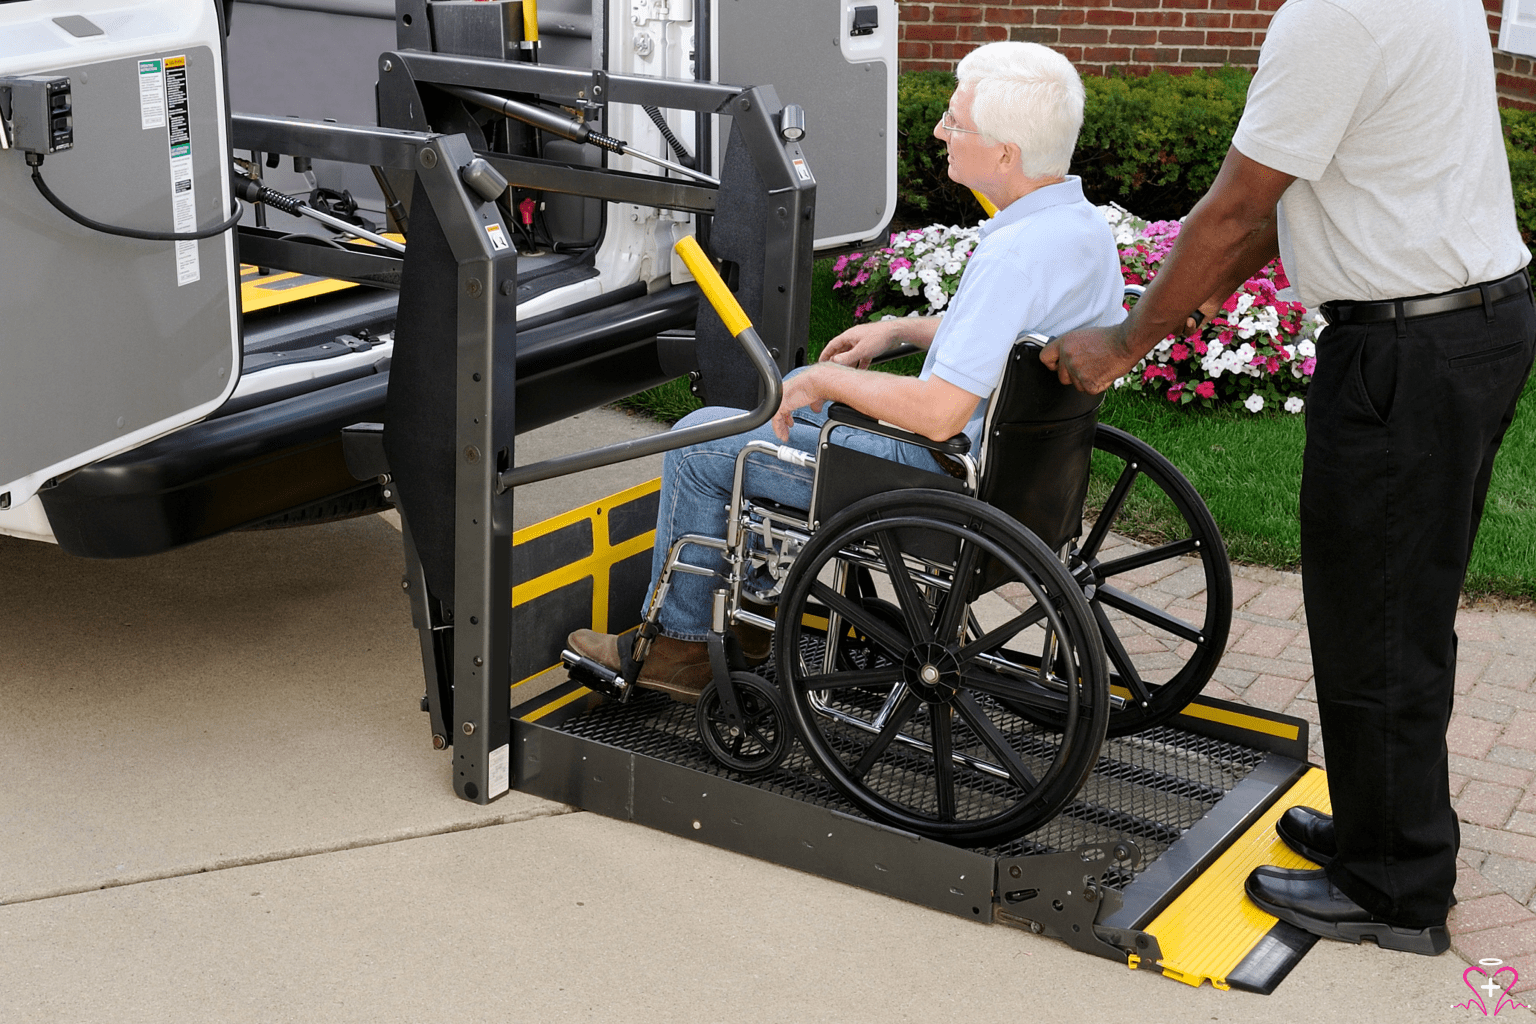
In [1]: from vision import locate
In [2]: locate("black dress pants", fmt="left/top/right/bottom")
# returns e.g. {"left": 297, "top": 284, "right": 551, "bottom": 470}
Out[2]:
{"left": 1301, "top": 287, "right": 1536, "bottom": 928}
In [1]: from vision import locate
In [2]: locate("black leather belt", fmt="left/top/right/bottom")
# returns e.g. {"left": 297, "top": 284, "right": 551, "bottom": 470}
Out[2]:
{"left": 1319, "top": 270, "right": 1530, "bottom": 325}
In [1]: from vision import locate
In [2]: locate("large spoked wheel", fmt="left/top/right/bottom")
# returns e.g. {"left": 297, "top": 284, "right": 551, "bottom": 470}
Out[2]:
{"left": 1073, "top": 424, "right": 1233, "bottom": 736}
{"left": 777, "top": 490, "right": 1109, "bottom": 846}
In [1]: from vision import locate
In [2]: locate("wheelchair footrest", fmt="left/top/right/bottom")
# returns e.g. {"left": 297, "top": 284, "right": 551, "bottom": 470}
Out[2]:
{"left": 561, "top": 649, "right": 631, "bottom": 701}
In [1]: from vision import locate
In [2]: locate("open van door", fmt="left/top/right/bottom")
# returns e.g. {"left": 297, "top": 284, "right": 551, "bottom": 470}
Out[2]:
{"left": 716, "top": 0, "right": 897, "bottom": 247}
{"left": 0, "top": 0, "right": 240, "bottom": 521}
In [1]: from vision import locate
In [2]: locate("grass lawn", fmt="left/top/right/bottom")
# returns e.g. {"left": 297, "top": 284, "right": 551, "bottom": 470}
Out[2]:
{"left": 619, "top": 260, "right": 1536, "bottom": 601}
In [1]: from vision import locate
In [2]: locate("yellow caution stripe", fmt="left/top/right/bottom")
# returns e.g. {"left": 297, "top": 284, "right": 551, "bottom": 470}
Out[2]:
{"left": 522, "top": 684, "right": 592, "bottom": 723}
{"left": 1144, "top": 767, "right": 1331, "bottom": 990}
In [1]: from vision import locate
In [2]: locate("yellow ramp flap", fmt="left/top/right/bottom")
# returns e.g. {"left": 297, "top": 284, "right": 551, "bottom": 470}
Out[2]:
{"left": 1145, "top": 767, "right": 1331, "bottom": 993}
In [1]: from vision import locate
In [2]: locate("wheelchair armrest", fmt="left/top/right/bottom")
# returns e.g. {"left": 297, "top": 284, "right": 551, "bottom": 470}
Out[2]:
{"left": 824, "top": 403, "right": 971, "bottom": 456}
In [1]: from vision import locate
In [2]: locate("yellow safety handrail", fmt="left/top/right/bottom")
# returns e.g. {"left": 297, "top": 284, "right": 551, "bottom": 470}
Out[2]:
{"left": 674, "top": 234, "right": 753, "bottom": 336}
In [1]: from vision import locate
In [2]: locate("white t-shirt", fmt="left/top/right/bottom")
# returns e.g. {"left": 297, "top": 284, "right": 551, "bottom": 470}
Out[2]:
{"left": 1232, "top": 0, "right": 1530, "bottom": 308}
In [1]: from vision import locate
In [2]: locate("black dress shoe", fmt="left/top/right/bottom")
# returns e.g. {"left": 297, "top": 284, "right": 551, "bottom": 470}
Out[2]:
{"left": 1273, "top": 806, "right": 1456, "bottom": 907}
{"left": 1277, "top": 806, "right": 1336, "bottom": 865}
{"left": 1245, "top": 865, "right": 1449, "bottom": 956}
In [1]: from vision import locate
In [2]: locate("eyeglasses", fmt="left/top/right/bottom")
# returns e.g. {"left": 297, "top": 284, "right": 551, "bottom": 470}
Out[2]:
{"left": 939, "top": 110, "right": 984, "bottom": 138}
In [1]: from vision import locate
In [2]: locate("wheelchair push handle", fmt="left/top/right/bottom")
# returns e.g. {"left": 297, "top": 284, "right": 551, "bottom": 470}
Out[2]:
{"left": 497, "top": 235, "right": 782, "bottom": 491}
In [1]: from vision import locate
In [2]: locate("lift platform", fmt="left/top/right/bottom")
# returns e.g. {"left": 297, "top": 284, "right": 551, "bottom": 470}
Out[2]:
{"left": 502, "top": 480, "right": 1331, "bottom": 995}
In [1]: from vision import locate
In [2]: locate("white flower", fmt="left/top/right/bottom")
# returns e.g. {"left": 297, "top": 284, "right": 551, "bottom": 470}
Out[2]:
{"left": 1284, "top": 396, "right": 1305, "bottom": 414}
{"left": 1155, "top": 338, "right": 1175, "bottom": 354}
{"left": 924, "top": 283, "right": 949, "bottom": 310}
{"left": 1234, "top": 343, "right": 1256, "bottom": 364}
{"left": 1113, "top": 376, "right": 1126, "bottom": 388}
{"left": 1233, "top": 293, "right": 1255, "bottom": 315}
{"left": 1244, "top": 394, "right": 1265, "bottom": 413}
{"left": 1297, "top": 339, "right": 1316, "bottom": 358}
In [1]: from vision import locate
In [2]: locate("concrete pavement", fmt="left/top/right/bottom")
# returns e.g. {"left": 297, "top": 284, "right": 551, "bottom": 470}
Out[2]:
{"left": 0, "top": 406, "right": 1528, "bottom": 1021}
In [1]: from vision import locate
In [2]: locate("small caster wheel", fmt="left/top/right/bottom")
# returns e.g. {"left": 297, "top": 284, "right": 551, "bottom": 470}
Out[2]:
{"left": 696, "top": 671, "right": 791, "bottom": 774}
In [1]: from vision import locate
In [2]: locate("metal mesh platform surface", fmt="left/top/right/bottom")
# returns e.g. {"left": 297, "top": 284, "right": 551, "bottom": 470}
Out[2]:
{"left": 554, "top": 687, "right": 1270, "bottom": 889}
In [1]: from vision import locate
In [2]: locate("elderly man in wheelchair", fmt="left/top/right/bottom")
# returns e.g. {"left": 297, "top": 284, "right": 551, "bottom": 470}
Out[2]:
{"left": 564, "top": 41, "right": 1208, "bottom": 844}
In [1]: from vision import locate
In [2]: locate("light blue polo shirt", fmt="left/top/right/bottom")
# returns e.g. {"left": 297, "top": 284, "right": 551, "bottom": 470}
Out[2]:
{"left": 919, "top": 176, "right": 1126, "bottom": 446}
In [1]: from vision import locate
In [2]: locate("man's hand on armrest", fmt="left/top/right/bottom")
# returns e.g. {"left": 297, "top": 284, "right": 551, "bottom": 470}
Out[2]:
{"left": 772, "top": 362, "right": 979, "bottom": 443}
{"left": 819, "top": 317, "right": 941, "bottom": 370}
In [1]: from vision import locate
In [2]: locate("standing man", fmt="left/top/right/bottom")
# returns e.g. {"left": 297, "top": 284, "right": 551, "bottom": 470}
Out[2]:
{"left": 1043, "top": 0, "right": 1535, "bottom": 955}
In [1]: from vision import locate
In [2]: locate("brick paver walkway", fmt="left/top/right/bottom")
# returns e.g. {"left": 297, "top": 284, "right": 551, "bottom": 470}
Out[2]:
{"left": 1110, "top": 537, "right": 1536, "bottom": 991}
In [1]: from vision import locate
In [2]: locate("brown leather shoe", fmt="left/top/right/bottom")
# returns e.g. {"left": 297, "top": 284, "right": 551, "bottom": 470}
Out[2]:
{"left": 732, "top": 621, "right": 773, "bottom": 664}
{"left": 566, "top": 629, "right": 714, "bottom": 704}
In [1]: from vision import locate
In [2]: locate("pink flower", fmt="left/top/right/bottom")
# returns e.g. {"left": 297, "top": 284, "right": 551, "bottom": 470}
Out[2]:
{"left": 1166, "top": 384, "right": 1184, "bottom": 402}
{"left": 890, "top": 257, "right": 912, "bottom": 271}
{"left": 1195, "top": 381, "right": 1216, "bottom": 399}
{"left": 1192, "top": 337, "right": 1208, "bottom": 355}
{"left": 1300, "top": 356, "right": 1317, "bottom": 376}
{"left": 1266, "top": 356, "right": 1281, "bottom": 374}
{"left": 853, "top": 300, "right": 873, "bottom": 318}
{"left": 1170, "top": 342, "right": 1190, "bottom": 362}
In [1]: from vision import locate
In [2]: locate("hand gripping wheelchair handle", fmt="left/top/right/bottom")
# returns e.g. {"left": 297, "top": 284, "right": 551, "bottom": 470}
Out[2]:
{"left": 496, "top": 235, "right": 782, "bottom": 491}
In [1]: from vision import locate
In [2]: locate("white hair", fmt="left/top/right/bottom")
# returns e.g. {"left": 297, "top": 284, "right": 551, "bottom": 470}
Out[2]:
{"left": 955, "top": 42, "right": 1085, "bottom": 180}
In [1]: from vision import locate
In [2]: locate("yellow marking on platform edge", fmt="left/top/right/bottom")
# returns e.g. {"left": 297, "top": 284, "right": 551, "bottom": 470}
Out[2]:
{"left": 239, "top": 267, "right": 356, "bottom": 312}
{"left": 510, "top": 663, "right": 566, "bottom": 698}
{"left": 510, "top": 480, "right": 662, "bottom": 690}
{"left": 1176, "top": 701, "right": 1300, "bottom": 741}
{"left": 523, "top": 685, "right": 592, "bottom": 722}
{"left": 510, "top": 478, "right": 662, "bottom": 640}
{"left": 1144, "top": 767, "right": 1331, "bottom": 989}
{"left": 1110, "top": 686, "right": 1299, "bottom": 741}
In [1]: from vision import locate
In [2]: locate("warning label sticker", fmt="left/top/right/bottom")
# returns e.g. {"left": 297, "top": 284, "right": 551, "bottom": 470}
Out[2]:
{"left": 162, "top": 56, "right": 199, "bottom": 287}
{"left": 485, "top": 222, "right": 510, "bottom": 252}
{"left": 138, "top": 59, "right": 165, "bottom": 130}
{"left": 792, "top": 158, "right": 812, "bottom": 183}
{"left": 488, "top": 743, "right": 510, "bottom": 798}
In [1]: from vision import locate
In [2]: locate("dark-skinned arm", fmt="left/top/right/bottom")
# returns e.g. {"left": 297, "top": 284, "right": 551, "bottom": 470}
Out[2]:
{"left": 1040, "top": 147, "right": 1296, "bottom": 393}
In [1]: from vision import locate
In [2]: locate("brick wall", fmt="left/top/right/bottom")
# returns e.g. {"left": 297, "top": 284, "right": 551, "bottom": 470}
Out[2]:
{"left": 898, "top": 0, "right": 1536, "bottom": 109}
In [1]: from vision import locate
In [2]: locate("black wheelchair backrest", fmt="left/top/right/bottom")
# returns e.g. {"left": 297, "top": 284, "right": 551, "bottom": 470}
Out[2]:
{"left": 975, "top": 334, "right": 1105, "bottom": 554}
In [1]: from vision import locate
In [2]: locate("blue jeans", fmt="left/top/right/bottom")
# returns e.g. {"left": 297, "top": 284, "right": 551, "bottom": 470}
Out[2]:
{"left": 648, "top": 377, "right": 941, "bottom": 640}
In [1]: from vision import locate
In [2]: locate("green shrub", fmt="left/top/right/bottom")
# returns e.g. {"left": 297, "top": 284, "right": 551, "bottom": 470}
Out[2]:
{"left": 893, "top": 67, "right": 1252, "bottom": 226}
{"left": 1502, "top": 106, "right": 1536, "bottom": 246}
{"left": 895, "top": 70, "right": 977, "bottom": 227}
{"left": 1075, "top": 68, "right": 1251, "bottom": 221}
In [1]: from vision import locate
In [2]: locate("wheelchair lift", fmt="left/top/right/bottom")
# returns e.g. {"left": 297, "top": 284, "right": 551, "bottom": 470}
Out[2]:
{"left": 498, "top": 481, "right": 1324, "bottom": 994}
{"left": 301, "top": 47, "right": 1327, "bottom": 997}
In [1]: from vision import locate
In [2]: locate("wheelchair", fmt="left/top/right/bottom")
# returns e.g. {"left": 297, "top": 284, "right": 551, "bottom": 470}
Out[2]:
{"left": 565, "top": 324, "right": 1232, "bottom": 847}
